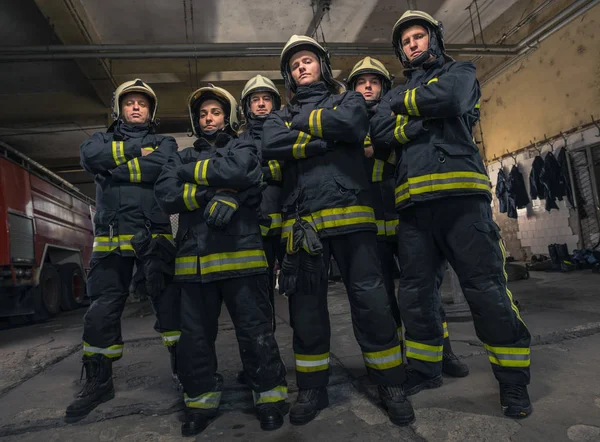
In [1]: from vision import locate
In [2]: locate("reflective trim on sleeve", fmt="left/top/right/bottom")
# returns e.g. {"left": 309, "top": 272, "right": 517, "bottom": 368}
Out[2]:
{"left": 295, "top": 352, "right": 330, "bottom": 373}
{"left": 184, "top": 391, "right": 222, "bottom": 409}
{"left": 363, "top": 345, "right": 402, "bottom": 370}
{"left": 403, "top": 87, "right": 420, "bottom": 116}
{"left": 394, "top": 114, "right": 410, "bottom": 144}
{"left": 194, "top": 159, "right": 209, "bottom": 186}
{"left": 253, "top": 385, "right": 288, "bottom": 405}
{"left": 484, "top": 344, "right": 530, "bottom": 368}
{"left": 127, "top": 158, "right": 141, "bottom": 183}
{"left": 268, "top": 160, "right": 282, "bottom": 181}
{"left": 376, "top": 220, "right": 386, "bottom": 236}
{"left": 83, "top": 341, "right": 124, "bottom": 359}
{"left": 199, "top": 249, "right": 267, "bottom": 275}
{"left": 372, "top": 159, "right": 385, "bottom": 183}
{"left": 405, "top": 340, "right": 443, "bottom": 363}
{"left": 385, "top": 219, "right": 399, "bottom": 236}
{"left": 427, "top": 78, "right": 439, "bottom": 85}
{"left": 292, "top": 131, "right": 312, "bottom": 159}
{"left": 112, "top": 141, "right": 126, "bottom": 166}
{"left": 309, "top": 108, "right": 324, "bottom": 138}
{"left": 443, "top": 321, "right": 449, "bottom": 339}
{"left": 183, "top": 183, "right": 200, "bottom": 211}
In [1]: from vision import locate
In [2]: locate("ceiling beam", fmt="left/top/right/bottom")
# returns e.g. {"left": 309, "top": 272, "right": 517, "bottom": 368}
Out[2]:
{"left": 33, "top": 0, "right": 116, "bottom": 107}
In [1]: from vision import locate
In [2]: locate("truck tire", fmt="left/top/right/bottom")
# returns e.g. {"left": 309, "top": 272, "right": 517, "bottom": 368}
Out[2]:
{"left": 59, "top": 263, "right": 86, "bottom": 310}
{"left": 33, "top": 264, "right": 61, "bottom": 321}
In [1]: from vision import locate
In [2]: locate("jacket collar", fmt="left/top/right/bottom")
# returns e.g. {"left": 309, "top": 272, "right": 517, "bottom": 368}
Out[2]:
{"left": 291, "top": 81, "right": 330, "bottom": 104}
{"left": 111, "top": 120, "right": 151, "bottom": 140}
{"left": 403, "top": 55, "right": 445, "bottom": 79}
{"left": 193, "top": 132, "right": 234, "bottom": 152}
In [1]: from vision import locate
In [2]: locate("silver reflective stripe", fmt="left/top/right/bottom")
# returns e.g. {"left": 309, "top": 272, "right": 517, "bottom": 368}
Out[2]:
{"left": 296, "top": 357, "right": 330, "bottom": 367}
{"left": 409, "top": 176, "right": 491, "bottom": 190}
{"left": 184, "top": 392, "right": 222, "bottom": 408}
{"left": 364, "top": 353, "right": 400, "bottom": 365}
{"left": 253, "top": 387, "right": 288, "bottom": 404}
{"left": 312, "top": 210, "right": 374, "bottom": 225}
{"left": 487, "top": 351, "right": 530, "bottom": 361}
{"left": 405, "top": 346, "right": 443, "bottom": 358}
{"left": 83, "top": 344, "right": 122, "bottom": 356}
{"left": 200, "top": 255, "right": 264, "bottom": 268}
{"left": 175, "top": 261, "right": 197, "bottom": 270}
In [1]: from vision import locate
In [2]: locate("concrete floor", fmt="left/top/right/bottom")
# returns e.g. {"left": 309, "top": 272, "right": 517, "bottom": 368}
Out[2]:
{"left": 1, "top": 269, "right": 599, "bottom": 442}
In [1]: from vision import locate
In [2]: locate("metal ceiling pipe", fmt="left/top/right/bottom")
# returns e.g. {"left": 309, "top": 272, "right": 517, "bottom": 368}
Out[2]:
{"left": 481, "top": 0, "right": 599, "bottom": 85}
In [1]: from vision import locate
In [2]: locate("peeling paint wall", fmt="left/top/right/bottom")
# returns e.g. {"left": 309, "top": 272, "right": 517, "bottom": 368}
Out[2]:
{"left": 477, "top": 2, "right": 600, "bottom": 160}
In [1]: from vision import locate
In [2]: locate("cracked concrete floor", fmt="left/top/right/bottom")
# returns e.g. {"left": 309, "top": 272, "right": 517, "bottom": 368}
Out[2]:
{"left": 1, "top": 270, "right": 599, "bottom": 441}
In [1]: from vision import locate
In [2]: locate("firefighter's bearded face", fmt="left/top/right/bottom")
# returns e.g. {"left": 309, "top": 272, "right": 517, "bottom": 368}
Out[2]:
{"left": 249, "top": 92, "right": 274, "bottom": 116}
{"left": 289, "top": 50, "right": 322, "bottom": 87}
{"left": 355, "top": 74, "right": 383, "bottom": 102}
{"left": 121, "top": 92, "right": 151, "bottom": 125}
{"left": 198, "top": 99, "right": 226, "bottom": 134}
{"left": 401, "top": 24, "right": 431, "bottom": 62}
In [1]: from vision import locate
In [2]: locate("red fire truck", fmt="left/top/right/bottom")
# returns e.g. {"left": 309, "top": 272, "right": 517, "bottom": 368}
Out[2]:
{"left": 0, "top": 141, "right": 94, "bottom": 320}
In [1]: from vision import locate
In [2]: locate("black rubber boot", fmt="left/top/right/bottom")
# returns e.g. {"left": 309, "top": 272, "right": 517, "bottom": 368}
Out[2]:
{"left": 181, "top": 409, "right": 216, "bottom": 437}
{"left": 289, "top": 387, "right": 329, "bottom": 425}
{"left": 402, "top": 369, "right": 443, "bottom": 396}
{"left": 500, "top": 383, "right": 532, "bottom": 419}
{"left": 167, "top": 344, "right": 182, "bottom": 391}
{"left": 442, "top": 338, "right": 470, "bottom": 378}
{"left": 378, "top": 385, "right": 415, "bottom": 426}
{"left": 256, "top": 401, "right": 290, "bottom": 431}
{"left": 65, "top": 355, "right": 115, "bottom": 421}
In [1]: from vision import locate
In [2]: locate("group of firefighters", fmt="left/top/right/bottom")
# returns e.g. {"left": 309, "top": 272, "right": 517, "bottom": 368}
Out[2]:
{"left": 66, "top": 10, "right": 533, "bottom": 437}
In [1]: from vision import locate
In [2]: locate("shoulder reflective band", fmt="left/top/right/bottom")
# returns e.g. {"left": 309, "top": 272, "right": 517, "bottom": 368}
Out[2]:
{"left": 394, "top": 114, "right": 410, "bottom": 144}
{"left": 253, "top": 385, "right": 288, "bottom": 405}
{"left": 112, "top": 141, "right": 126, "bottom": 165}
{"left": 405, "top": 340, "right": 443, "bottom": 362}
{"left": 194, "top": 159, "right": 209, "bottom": 186}
{"left": 183, "top": 183, "right": 200, "bottom": 211}
{"left": 199, "top": 249, "right": 267, "bottom": 275}
{"left": 484, "top": 344, "right": 530, "bottom": 368}
{"left": 427, "top": 77, "right": 439, "bottom": 85}
{"left": 372, "top": 159, "right": 385, "bottom": 182}
{"left": 403, "top": 87, "right": 420, "bottom": 117}
{"left": 184, "top": 391, "right": 222, "bottom": 409}
{"left": 295, "top": 352, "right": 330, "bottom": 372}
{"left": 363, "top": 345, "right": 402, "bottom": 370}
{"left": 127, "top": 157, "right": 141, "bottom": 183}
{"left": 309, "top": 108, "right": 324, "bottom": 138}
{"left": 293, "top": 131, "right": 312, "bottom": 159}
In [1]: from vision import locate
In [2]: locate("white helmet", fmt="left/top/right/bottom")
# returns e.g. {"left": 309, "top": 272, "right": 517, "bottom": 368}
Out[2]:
{"left": 240, "top": 75, "right": 282, "bottom": 119}
{"left": 112, "top": 78, "right": 158, "bottom": 122}
{"left": 187, "top": 84, "right": 240, "bottom": 137}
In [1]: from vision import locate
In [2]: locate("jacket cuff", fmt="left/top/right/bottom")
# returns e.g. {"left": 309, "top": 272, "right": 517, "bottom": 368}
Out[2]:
{"left": 389, "top": 92, "right": 408, "bottom": 116}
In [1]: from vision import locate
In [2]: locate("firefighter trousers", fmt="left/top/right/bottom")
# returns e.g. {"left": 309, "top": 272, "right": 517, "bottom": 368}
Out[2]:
{"left": 289, "top": 231, "right": 404, "bottom": 389}
{"left": 377, "top": 240, "right": 451, "bottom": 344}
{"left": 262, "top": 235, "right": 285, "bottom": 332}
{"left": 178, "top": 274, "right": 287, "bottom": 411}
{"left": 82, "top": 253, "right": 181, "bottom": 360}
{"left": 396, "top": 195, "right": 531, "bottom": 385}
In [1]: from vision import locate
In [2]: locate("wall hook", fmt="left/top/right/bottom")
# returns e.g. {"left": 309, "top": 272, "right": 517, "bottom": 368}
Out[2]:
{"left": 591, "top": 115, "right": 600, "bottom": 138}
{"left": 530, "top": 137, "right": 543, "bottom": 156}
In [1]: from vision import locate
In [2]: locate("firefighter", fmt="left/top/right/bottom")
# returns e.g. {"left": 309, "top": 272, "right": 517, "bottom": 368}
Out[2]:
{"left": 262, "top": 35, "right": 414, "bottom": 427}
{"left": 154, "top": 84, "right": 288, "bottom": 436}
{"left": 67, "top": 79, "right": 181, "bottom": 421}
{"left": 370, "top": 11, "right": 532, "bottom": 418}
{"left": 347, "top": 56, "right": 469, "bottom": 379}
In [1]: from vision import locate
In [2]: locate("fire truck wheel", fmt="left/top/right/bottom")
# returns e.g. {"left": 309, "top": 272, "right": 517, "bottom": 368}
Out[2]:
{"left": 59, "top": 263, "right": 86, "bottom": 310}
{"left": 33, "top": 264, "right": 61, "bottom": 321}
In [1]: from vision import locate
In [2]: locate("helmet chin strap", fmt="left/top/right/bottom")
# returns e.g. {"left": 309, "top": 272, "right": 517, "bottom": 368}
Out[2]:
{"left": 409, "top": 49, "right": 434, "bottom": 67}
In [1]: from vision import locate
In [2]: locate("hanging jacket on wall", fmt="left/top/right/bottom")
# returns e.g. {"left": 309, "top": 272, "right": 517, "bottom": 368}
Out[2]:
{"left": 506, "top": 164, "right": 530, "bottom": 218}
{"left": 557, "top": 147, "right": 587, "bottom": 219}
{"left": 540, "top": 152, "right": 563, "bottom": 211}
{"left": 495, "top": 168, "right": 508, "bottom": 215}
{"left": 529, "top": 155, "right": 545, "bottom": 200}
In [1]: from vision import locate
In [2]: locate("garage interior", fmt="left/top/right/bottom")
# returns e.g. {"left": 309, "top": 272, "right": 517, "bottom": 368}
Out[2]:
{"left": 1, "top": 0, "right": 600, "bottom": 440}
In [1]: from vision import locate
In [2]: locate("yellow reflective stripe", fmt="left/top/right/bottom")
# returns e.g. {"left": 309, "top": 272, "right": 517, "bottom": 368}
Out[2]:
{"left": 295, "top": 352, "right": 330, "bottom": 372}
{"left": 292, "top": 131, "right": 311, "bottom": 159}
{"left": 184, "top": 392, "right": 222, "bottom": 409}
{"left": 216, "top": 199, "right": 237, "bottom": 210}
{"left": 119, "top": 234, "right": 134, "bottom": 251}
{"left": 386, "top": 149, "right": 397, "bottom": 166}
{"left": 485, "top": 344, "right": 530, "bottom": 368}
{"left": 386, "top": 219, "right": 399, "bottom": 236}
{"left": 394, "top": 172, "right": 492, "bottom": 205}
{"left": 260, "top": 224, "right": 270, "bottom": 236}
{"left": 309, "top": 108, "right": 324, "bottom": 138}
{"left": 397, "top": 326, "right": 403, "bottom": 342}
{"left": 183, "top": 183, "right": 200, "bottom": 211}
{"left": 142, "top": 146, "right": 155, "bottom": 152}
{"left": 127, "top": 158, "right": 141, "bottom": 183}
{"left": 363, "top": 345, "right": 402, "bottom": 370}
{"left": 364, "top": 135, "right": 372, "bottom": 147}
{"left": 92, "top": 236, "right": 119, "bottom": 252}
{"left": 394, "top": 114, "right": 410, "bottom": 144}
{"left": 194, "top": 159, "right": 209, "bottom": 186}
{"left": 268, "top": 160, "right": 282, "bottom": 181}
{"left": 405, "top": 340, "right": 443, "bottom": 362}
{"left": 376, "top": 220, "right": 386, "bottom": 236}
{"left": 111, "top": 141, "right": 126, "bottom": 166}
{"left": 443, "top": 321, "right": 449, "bottom": 338}
{"left": 199, "top": 249, "right": 267, "bottom": 275}
{"left": 83, "top": 341, "right": 124, "bottom": 358}
{"left": 403, "top": 89, "right": 411, "bottom": 115}
{"left": 161, "top": 331, "right": 181, "bottom": 346}
{"left": 372, "top": 159, "right": 385, "bottom": 182}
{"left": 427, "top": 77, "right": 439, "bottom": 85}
{"left": 175, "top": 256, "right": 198, "bottom": 276}
{"left": 253, "top": 385, "right": 288, "bottom": 404}
{"left": 499, "top": 239, "right": 526, "bottom": 325}
{"left": 475, "top": 99, "right": 481, "bottom": 109}
{"left": 411, "top": 88, "right": 420, "bottom": 116}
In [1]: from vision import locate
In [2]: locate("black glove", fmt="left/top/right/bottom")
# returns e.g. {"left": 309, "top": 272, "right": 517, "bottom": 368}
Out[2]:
{"left": 131, "top": 231, "right": 176, "bottom": 299}
{"left": 278, "top": 253, "right": 299, "bottom": 297}
{"left": 203, "top": 192, "right": 240, "bottom": 228}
